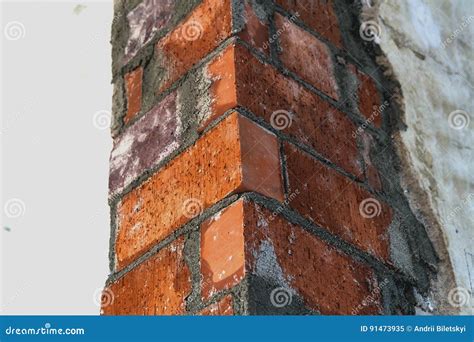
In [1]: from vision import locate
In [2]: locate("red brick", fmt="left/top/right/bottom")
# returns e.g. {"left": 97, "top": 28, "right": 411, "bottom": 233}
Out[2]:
{"left": 201, "top": 201, "right": 245, "bottom": 300}
{"left": 155, "top": 0, "right": 267, "bottom": 95}
{"left": 275, "top": 0, "right": 343, "bottom": 49}
{"left": 233, "top": 44, "right": 361, "bottom": 177}
{"left": 199, "top": 295, "right": 234, "bottom": 315}
{"left": 243, "top": 201, "right": 381, "bottom": 314}
{"left": 124, "top": 67, "right": 143, "bottom": 123}
{"left": 199, "top": 198, "right": 381, "bottom": 314}
{"left": 238, "top": 1, "right": 269, "bottom": 54}
{"left": 349, "top": 65, "right": 382, "bottom": 128}
{"left": 275, "top": 14, "right": 339, "bottom": 100}
{"left": 201, "top": 44, "right": 362, "bottom": 177}
{"left": 115, "top": 112, "right": 283, "bottom": 269}
{"left": 284, "top": 143, "right": 391, "bottom": 262}
{"left": 102, "top": 236, "right": 191, "bottom": 315}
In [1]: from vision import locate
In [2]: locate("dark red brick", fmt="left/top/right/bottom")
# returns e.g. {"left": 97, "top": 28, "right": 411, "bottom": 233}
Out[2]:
{"left": 275, "top": 0, "right": 343, "bottom": 49}
{"left": 284, "top": 142, "right": 392, "bottom": 262}
{"left": 275, "top": 13, "right": 339, "bottom": 100}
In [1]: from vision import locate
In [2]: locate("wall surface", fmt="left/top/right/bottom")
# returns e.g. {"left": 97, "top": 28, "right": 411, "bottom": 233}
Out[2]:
{"left": 102, "top": 0, "right": 468, "bottom": 315}
{"left": 367, "top": 0, "right": 473, "bottom": 314}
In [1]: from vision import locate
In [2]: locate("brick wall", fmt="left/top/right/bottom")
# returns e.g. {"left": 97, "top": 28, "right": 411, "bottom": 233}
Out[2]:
{"left": 102, "top": 0, "right": 437, "bottom": 315}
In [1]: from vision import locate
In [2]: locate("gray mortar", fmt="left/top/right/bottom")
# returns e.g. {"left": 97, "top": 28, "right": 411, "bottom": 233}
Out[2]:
{"left": 332, "top": 0, "right": 438, "bottom": 301}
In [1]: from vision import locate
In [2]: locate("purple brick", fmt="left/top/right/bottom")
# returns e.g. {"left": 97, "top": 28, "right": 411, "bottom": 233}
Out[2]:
{"left": 124, "top": 0, "right": 175, "bottom": 63}
{"left": 109, "top": 92, "right": 182, "bottom": 196}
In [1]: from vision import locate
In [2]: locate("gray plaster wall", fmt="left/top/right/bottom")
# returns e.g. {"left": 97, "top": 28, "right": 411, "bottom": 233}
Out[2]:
{"left": 365, "top": 0, "right": 473, "bottom": 314}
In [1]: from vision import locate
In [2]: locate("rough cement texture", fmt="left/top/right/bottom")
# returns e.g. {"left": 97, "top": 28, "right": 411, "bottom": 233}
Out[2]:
{"left": 362, "top": 0, "right": 473, "bottom": 314}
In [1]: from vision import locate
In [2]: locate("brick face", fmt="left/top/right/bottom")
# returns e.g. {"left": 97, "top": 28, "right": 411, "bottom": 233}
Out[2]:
{"left": 124, "top": 67, "right": 143, "bottom": 124}
{"left": 201, "top": 201, "right": 245, "bottom": 300}
{"left": 115, "top": 112, "right": 283, "bottom": 270}
{"left": 102, "top": 236, "right": 191, "bottom": 315}
{"left": 284, "top": 143, "right": 391, "bottom": 262}
{"left": 275, "top": 0, "right": 343, "bottom": 49}
{"left": 243, "top": 201, "right": 381, "bottom": 315}
{"left": 109, "top": 91, "right": 181, "bottom": 196}
{"left": 199, "top": 295, "right": 234, "bottom": 315}
{"left": 276, "top": 14, "right": 339, "bottom": 100}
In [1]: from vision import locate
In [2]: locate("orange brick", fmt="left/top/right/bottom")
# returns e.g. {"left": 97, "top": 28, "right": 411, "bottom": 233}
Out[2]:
{"left": 124, "top": 67, "right": 143, "bottom": 123}
{"left": 284, "top": 143, "right": 391, "bottom": 262}
{"left": 199, "top": 198, "right": 381, "bottom": 314}
{"left": 102, "top": 236, "right": 191, "bottom": 315}
{"left": 199, "top": 295, "right": 234, "bottom": 315}
{"left": 155, "top": 0, "right": 270, "bottom": 95}
{"left": 276, "top": 14, "right": 339, "bottom": 100}
{"left": 275, "top": 0, "right": 343, "bottom": 49}
{"left": 201, "top": 201, "right": 245, "bottom": 300}
{"left": 115, "top": 113, "right": 283, "bottom": 269}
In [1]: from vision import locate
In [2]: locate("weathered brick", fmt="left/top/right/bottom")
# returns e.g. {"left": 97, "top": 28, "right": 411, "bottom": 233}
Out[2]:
{"left": 102, "top": 236, "right": 191, "bottom": 315}
{"left": 361, "top": 132, "right": 383, "bottom": 191}
{"left": 124, "top": 0, "right": 175, "bottom": 63}
{"left": 284, "top": 142, "right": 391, "bottom": 262}
{"left": 243, "top": 201, "right": 381, "bottom": 315}
{"left": 124, "top": 67, "right": 143, "bottom": 124}
{"left": 234, "top": 44, "right": 361, "bottom": 177}
{"left": 237, "top": 1, "right": 269, "bottom": 54}
{"left": 155, "top": 0, "right": 270, "bottom": 95}
{"left": 199, "top": 198, "right": 381, "bottom": 314}
{"left": 115, "top": 112, "right": 283, "bottom": 269}
{"left": 349, "top": 65, "right": 383, "bottom": 128}
{"left": 200, "top": 44, "right": 361, "bottom": 177}
{"left": 275, "top": 0, "right": 343, "bottom": 49}
{"left": 275, "top": 14, "right": 339, "bottom": 100}
{"left": 109, "top": 91, "right": 181, "bottom": 196}
{"left": 155, "top": 0, "right": 232, "bottom": 93}
{"left": 199, "top": 295, "right": 234, "bottom": 315}
{"left": 201, "top": 200, "right": 245, "bottom": 300}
